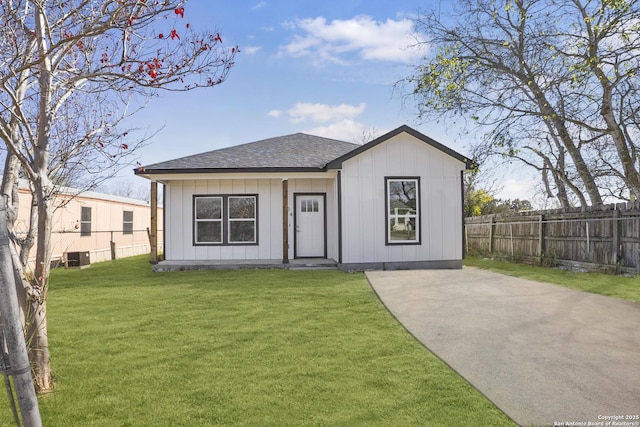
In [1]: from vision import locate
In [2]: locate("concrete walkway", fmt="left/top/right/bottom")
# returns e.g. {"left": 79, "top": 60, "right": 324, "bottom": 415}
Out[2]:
{"left": 366, "top": 267, "right": 640, "bottom": 427}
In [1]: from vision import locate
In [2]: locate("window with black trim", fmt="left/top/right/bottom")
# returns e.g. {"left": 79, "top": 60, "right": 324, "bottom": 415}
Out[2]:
{"left": 194, "top": 195, "right": 257, "bottom": 245}
{"left": 123, "top": 211, "right": 134, "bottom": 235}
{"left": 80, "top": 206, "right": 92, "bottom": 237}
{"left": 386, "top": 178, "right": 420, "bottom": 244}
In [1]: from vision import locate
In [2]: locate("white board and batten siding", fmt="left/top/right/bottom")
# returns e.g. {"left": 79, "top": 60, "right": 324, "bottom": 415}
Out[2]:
{"left": 164, "top": 178, "right": 282, "bottom": 261}
{"left": 340, "top": 133, "right": 465, "bottom": 264}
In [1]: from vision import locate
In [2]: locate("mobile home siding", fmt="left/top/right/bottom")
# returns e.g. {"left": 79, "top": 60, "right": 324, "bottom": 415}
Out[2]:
{"left": 340, "top": 133, "right": 464, "bottom": 264}
{"left": 16, "top": 186, "right": 161, "bottom": 264}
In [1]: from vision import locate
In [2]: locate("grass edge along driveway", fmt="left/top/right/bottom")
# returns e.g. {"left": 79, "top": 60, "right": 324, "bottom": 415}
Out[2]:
{"left": 464, "top": 256, "right": 640, "bottom": 304}
{"left": 1, "top": 256, "right": 515, "bottom": 426}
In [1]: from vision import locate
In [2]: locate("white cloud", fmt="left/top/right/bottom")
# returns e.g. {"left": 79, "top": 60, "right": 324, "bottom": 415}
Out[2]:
{"left": 280, "top": 15, "right": 426, "bottom": 65}
{"left": 244, "top": 45, "right": 262, "bottom": 55}
{"left": 267, "top": 109, "right": 283, "bottom": 118}
{"left": 287, "top": 102, "right": 366, "bottom": 124}
{"left": 303, "top": 120, "right": 366, "bottom": 141}
{"left": 251, "top": 1, "right": 266, "bottom": 11}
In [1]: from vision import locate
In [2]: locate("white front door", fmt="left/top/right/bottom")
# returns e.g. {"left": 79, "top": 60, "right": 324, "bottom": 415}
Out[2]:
{"left": 295, "top": 194, "right": 326, "bottom": 258}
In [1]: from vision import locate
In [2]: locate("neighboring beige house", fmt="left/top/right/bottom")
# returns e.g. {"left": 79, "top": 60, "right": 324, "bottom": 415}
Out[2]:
{"left": 14, "top": 180, "right": 163, "bottom": 267}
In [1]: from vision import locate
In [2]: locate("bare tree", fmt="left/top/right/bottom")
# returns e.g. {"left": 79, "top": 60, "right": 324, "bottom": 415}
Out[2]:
{"left": 405, "top": 0, "right": 640, "bottom": 207}
{"left": 0, "top": 1, "right": 236, "bottom": 392}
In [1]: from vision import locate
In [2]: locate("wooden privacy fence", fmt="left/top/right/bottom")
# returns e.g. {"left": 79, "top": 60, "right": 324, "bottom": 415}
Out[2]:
{"left": 464, "top": 203, "right": 640, "bottom": 273}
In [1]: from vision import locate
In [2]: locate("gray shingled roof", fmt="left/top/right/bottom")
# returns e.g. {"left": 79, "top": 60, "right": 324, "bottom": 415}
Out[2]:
{"left": 143, "top": 133, "right": 359, "bottom": 171}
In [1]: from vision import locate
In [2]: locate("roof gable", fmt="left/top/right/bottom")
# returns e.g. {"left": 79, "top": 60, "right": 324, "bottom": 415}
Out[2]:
{"left": 135, "top": 125, "right": 471, "bottom": 177}
{"left": 139, "top": 133, "right": 359, "bottom": 174}
{"left": 326, "top": 125, "right": 473, "bottom": 169}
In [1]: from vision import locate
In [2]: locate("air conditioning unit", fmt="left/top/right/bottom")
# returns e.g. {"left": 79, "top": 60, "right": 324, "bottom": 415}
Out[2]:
{"left": 67, "top": 251, "right": 90, "bottom": 268}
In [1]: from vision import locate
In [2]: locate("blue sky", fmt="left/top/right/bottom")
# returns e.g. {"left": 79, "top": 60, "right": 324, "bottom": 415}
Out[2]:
{"left": 124, "top": 0, "right": 535, "bottom": 201}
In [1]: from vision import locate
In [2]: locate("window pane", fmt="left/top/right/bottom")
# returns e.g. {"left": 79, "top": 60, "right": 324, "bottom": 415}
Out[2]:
{"left": 80, "top": 222, "right": 91, "bottom": 236}
{"left": 196, "top": 197, "right": 221, "bottom": 219}
{"left": 388, "top": 180, "right": 417, "bottom": 214}
{"left": 81, "top": 207, "right": 91, "bottom": 236}
{"left": 197, "top": 221, "right": 221, "bottom": 243}
{"left": 229, "top": 197, "right": 255, "bottom": 219}
{"left": 123, "top": 211, "right": 133, "bottom": 234}
{"left": 81, "top": 206, "right": 91, "bottom": 221}
{"left": 389, "top": 218, "right": 416, "bottom": 241}
{"left": 229, "top": 221, "right": 255, "bottom": 242}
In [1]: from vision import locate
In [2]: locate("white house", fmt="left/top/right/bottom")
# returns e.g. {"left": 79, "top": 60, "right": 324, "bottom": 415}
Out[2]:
{"left": 135, "top": 125, "right": 471, "bottom": 271}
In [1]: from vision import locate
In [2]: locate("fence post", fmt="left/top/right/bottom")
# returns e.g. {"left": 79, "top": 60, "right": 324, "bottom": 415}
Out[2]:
{"left": 464, "top": 222, "right": 469, "bottom": 255}
{"left": 586, "top": 220, "right": 590, "bottom": 254}
{"left": 110, "top": 231, "right": 116, "bottom": 261}
{"left": 612, "top": 209, "right": 620, "bottom": 266}
{"left": 509, "top": 223, "right": 514, "bottom": 257}
{"left": 538, "top": 214, "right": 545, "bottom": 262}
{"left": 488, "top": 215, "right": 495, "bottom": 254}
{"left": 150, "top": 181, "right": 158, "bottom": 264}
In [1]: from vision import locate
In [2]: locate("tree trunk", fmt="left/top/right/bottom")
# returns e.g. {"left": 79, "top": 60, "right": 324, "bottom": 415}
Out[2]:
{"left": 0, "top": 198, "right": 42, "bottom": 426}
{"left": 24, "top": 299, "right": 52, "bottom": 393}
{"left": 529, "top": 81, "right": 603, "bottom": 206}
{"left": 27, "top": 179, "right": 53, "bottom": 393}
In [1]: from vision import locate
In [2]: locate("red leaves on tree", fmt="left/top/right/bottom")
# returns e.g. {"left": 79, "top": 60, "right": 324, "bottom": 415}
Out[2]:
{"left": 121, "top": 144, "right": 128, "bottom": 150}
{"left": 214, "top": 33, "right": 223, "bottom": 43}
{"left": 146, "top": 58, "right": 162, "bottom": 80}
{"left": 170, "top": 29, "right": 180, "bottom": 40}
{"left": 175, "top": 7, "right": 184, "bottom": 18}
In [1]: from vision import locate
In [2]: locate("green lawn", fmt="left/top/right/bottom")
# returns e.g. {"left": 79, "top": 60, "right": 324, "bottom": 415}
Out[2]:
{"left": 1, "top": 256, "right": 514, "bottom": 426}
{"left": 464, "top": 256, "right": 640, "bottom": 303}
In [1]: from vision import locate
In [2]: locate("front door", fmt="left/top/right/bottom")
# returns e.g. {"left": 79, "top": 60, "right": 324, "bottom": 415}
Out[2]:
{"left": 295, "top": 194, "right": 326, "bottom": 258}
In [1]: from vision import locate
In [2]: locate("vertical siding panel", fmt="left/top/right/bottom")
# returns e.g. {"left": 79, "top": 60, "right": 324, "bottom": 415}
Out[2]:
{"left": 181, "top": 181, "right": 196, "bottom": 259}
{"left": 270, "top": 179, "right": 283, "bottom": 259}
{"left": 359, "top": 153, "right": 376, "bottom": 263}
{"left": 342, "top": 158, "right": 360, "bottom": 262}
{"left": 258, "top": 179, "right": 270, "bottom": 259}
{"left": 326, "top": 178, "right": 338, "bottom": 261}
{"left": 169, "top": 181, "right": 183, "bottom": 261}
{"left": 428, "top": 156, "right": 445, "bottom": 260}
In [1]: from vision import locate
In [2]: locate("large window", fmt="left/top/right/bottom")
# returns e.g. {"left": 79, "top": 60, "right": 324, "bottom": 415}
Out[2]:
{"left": 80, "top": 206, "right": 92, "bottom": 237}
{"left": 386, "top": 178, "right": 420, "bottom": 245}
{"left": 194, "top": 195, "right": 257, "bottom": 245}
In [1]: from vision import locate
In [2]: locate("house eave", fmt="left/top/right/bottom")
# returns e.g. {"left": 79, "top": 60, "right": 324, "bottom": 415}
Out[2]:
{"left": 134, "top": 167, "right": 338, "bottom": 181}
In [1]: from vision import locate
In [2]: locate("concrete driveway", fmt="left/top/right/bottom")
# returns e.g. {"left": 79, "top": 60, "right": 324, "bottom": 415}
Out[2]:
{"left": 366, "top": 267, "right": 640, "bottom": 427}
